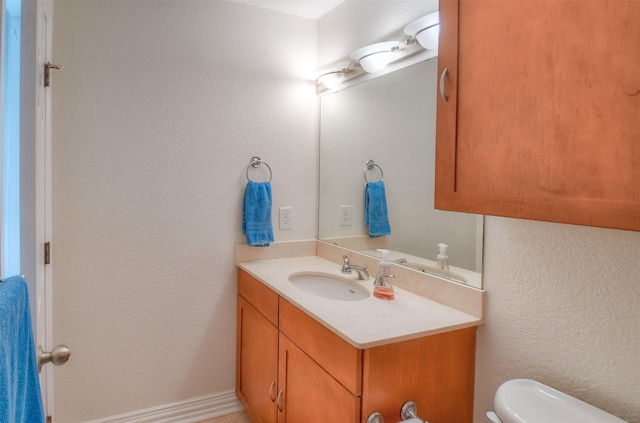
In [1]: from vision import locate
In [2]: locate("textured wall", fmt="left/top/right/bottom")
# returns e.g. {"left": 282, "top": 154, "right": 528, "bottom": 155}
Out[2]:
{"left": 319, "top": 2, "right": 640, "bottom": 423}
{"left": 51, "top": 1, "right": 317, "bottom": 421}
{"left": 478, "top": 218, "right": 640, "bottom": 423}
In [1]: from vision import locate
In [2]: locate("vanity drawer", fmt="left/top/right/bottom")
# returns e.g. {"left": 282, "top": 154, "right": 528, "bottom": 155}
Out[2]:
{"left": 238, "top": 269, "right": 279, "bottom": 326}
{"left": 279, "top": 298, "right": 362, "bottom": 396}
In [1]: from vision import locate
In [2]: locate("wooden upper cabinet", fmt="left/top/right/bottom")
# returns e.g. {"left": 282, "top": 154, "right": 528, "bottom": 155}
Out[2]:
{"left": 435, "top": 0, "right": 640, "bottom": 231}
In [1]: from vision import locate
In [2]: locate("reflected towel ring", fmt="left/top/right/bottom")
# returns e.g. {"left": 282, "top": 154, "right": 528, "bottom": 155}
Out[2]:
{"left": 363, "top": 159, "right": 384, "bottom": 183}
{"left": 246, "top": 156, "right": 273, "bottom": 182}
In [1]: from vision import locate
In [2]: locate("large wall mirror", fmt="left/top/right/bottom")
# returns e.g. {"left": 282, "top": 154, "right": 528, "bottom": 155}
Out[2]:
{"left": 318, "top": 58, "right": 484, "bottom": 289}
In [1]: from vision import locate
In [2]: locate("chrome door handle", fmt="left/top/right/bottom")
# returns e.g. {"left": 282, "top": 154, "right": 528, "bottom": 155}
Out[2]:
{"left": 269, "top": 381, "right": 276, "bottom": 402}
{"left": 439, "top": 67, "right": 449, "bottom": 102}
{"left": 38, "top": 344, "right": 71, "bottom": 373}
{"left": 276, "top": 389, "right": 284, "bottom": 412}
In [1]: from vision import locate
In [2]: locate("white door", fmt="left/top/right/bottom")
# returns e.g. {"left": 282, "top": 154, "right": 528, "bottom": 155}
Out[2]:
{"left": 20, "top": 0, "right": 56, "bottom": 418}
{"left": 1, "top": 0, "right": 56, "bottom": 418}
{"left": 35, "top": 0, "right": 55, "bottom": 416}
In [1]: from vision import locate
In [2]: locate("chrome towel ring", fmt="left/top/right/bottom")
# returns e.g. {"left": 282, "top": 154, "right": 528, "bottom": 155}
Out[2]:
{"left": 246, "top": 156, "right": 273, "bottom": 182}
{"left": 363, "top": 159, "right": 384, "bottom": 183}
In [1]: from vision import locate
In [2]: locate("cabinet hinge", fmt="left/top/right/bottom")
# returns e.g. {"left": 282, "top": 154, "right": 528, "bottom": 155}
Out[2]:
{"left": 44, "top": 242, "right": 51, "bottom": 265}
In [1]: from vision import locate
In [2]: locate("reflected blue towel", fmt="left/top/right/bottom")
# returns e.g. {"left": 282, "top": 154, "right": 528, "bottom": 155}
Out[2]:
{"left": 0, "top": 276, "right": 45, "bottom": 423}
{"left": 242, "top": 181, "right": 274, "bottom": 247}
{"left": 365, "top": 181, "right": 391, "bottom": 237}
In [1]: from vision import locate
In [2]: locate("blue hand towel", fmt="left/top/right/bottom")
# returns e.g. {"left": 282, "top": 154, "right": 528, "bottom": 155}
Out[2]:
{"left": 365, "top": 181, "right": 391, "bottom": 237}
{"left": 242, "top": 181, "right": 274, "bottom": 247}
{"left": 0, "top": 276, "right": 45, "bottom": 423}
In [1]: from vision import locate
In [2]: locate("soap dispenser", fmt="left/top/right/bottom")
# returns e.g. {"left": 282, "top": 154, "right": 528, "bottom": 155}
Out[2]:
{"left": 373, "top": 249, "right": 395, "bottom": 300}
{"left": 436, "top": 243, "right": 450, "bottom": 276}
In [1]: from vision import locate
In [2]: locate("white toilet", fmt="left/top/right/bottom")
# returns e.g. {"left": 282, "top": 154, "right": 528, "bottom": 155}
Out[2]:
{"left": 487, "top": 379, "right": 628, "bottom": 423}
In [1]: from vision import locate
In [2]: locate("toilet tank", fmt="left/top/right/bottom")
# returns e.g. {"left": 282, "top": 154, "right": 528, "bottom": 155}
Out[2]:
{"left": 488, "top": 379, "right": 628, "bottom": 423}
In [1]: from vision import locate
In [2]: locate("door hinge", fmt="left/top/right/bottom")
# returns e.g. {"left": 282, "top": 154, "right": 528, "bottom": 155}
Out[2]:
{"left": 44, "top": 242, "right": 51, "bottom": 265}
{"left": 44, "top": 62, "right": 61, "bottom": 87}
{"left": 46, "top": 416, "right": 52, "bottom": 423}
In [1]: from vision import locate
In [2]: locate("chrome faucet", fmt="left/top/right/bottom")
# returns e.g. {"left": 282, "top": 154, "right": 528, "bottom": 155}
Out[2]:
{"left": 341, "top": 256, "right": 369, "bottom": 280}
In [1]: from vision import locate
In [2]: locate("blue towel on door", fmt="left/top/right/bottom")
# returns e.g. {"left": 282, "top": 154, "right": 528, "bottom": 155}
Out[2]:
{"left": 243, "top": 181, "right": 274, "bottom": 247}
{"left": 365, "top": 181, "right": 391, "bottom": 237}
{"left": 0, "top": 276, "right": 45, "bottom": 423}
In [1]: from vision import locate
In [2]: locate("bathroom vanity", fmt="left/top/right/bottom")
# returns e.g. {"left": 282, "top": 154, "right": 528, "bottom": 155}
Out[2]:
{"left": 235, "top": 254, "right": 483, "bottom": 423}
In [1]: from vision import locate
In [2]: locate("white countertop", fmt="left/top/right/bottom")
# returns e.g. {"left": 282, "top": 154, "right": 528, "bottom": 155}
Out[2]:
{"left": 238, "top": 255, "right": 482, "bottom": 349}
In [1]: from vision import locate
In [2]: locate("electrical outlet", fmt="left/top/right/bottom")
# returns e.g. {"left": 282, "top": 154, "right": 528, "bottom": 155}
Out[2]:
{"left": 279, "top": 207, "right": 292, "bottom": 230}
{"left": 339, "top": 205, "right": 352, "bottom": 226}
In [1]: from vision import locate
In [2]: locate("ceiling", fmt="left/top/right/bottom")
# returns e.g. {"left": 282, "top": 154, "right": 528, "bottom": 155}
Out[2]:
{"left": 224, "top": 0, "right": 346, "bottom": 20}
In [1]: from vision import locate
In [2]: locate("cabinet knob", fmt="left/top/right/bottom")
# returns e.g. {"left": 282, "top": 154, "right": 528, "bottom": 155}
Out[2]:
{"left": 269, "top": 381, "right": 276, "bottom": 402}
{"left": 439, "top": 67, "right": 449, "bottom": 103}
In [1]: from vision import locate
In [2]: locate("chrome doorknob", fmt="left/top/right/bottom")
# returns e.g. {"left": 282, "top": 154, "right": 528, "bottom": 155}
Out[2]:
{"left": 38, "top": 345, "right": 71, "bottom": 373}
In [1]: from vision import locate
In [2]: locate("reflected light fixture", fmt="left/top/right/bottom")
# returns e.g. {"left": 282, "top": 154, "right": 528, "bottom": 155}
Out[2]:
{"left": 317, "top": 70, "right": 348, "bottom": 90}
{"left": 350, "top": 41, "right": 401, "bottom": 73}
{"left": 403, "top": 11, "right": 440, "bottom": 51}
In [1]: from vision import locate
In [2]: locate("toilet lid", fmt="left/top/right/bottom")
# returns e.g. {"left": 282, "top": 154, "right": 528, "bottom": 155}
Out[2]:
{"left": 494, "top": 379, "right": 628, "bottom": 423}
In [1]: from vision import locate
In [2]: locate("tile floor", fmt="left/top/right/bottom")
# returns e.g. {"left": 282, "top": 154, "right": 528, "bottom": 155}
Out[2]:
{"left": 199, "top": 411, "right": 252, "bottom": 423}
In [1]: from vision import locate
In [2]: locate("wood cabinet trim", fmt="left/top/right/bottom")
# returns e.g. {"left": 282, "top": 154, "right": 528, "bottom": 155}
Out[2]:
{"left": 436, "top": 191, "right": 640, "bottom": 230}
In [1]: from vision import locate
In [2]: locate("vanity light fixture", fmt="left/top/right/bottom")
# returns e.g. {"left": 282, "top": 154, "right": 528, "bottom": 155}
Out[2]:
{"left": 350, "top": 41, "right": 401, "bottom": 73}
{"left": 403, "top": 11, "right": 440, "bottom": 51}
{"left": 316, "top": 11, "right": 439, "bottom": 92}
{"left": 317, "top": 69, "right": 349, "bottom": 90}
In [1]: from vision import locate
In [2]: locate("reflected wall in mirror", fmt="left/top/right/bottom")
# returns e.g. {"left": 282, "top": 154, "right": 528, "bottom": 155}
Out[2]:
{"left": 318, "top": 58, "right": 484, "bottom": 288}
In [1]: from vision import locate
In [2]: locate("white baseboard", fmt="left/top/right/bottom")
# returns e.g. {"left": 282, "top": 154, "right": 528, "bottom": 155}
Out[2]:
{"left": 86, "top": 390, "right": 244, "bottom": 423}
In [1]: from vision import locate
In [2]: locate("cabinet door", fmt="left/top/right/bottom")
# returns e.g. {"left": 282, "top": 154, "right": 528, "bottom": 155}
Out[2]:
{"left": 436, "top": 0, "right": 640, "bottom": 231}
{"left": 277, "top": 333, "right": 360, "bottom": 423}
{"left": 236, "top": 296, "right": 278, "bottom": 423}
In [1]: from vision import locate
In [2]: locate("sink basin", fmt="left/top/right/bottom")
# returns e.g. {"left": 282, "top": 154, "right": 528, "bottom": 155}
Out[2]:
{"left": 289, "top": 272, "right": 370, "bottom": 301}
{"left": 405, "top": 262, "right": 468, "bottom": 284}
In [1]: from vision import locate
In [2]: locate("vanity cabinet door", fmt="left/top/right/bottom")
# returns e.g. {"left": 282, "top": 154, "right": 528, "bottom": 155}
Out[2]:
{"left": 435, "top": 0, "right": 640, "bottom": 231}
{"left": 236, "top": 296, "right": 278, "bottom": 423}
{"left": 277, "top": 333, "right": 360, "bottom": 423}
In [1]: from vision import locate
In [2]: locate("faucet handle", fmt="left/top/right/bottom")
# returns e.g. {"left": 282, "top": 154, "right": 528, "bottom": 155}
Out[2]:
{"left": 342, "top": 256, "right": 351, "bottom": 273}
